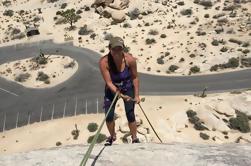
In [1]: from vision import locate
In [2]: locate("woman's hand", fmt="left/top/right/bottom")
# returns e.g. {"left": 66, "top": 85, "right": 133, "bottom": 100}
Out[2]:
{"left": 134, "top": 95, "right": 140, "bottom": 104}
{"left": 119, "top": 93, "right": 133, "bottom": 102}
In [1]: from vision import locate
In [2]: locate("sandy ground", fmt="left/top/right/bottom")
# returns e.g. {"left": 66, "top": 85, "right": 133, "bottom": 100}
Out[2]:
{"left": 1, "top": 89, "right": 251, "bottom": 155}
{"left": 0, "top": 0, "right": 250, "bottom": 76}
{"left": 0, "top": 55, "right": 78, "bottom": 88}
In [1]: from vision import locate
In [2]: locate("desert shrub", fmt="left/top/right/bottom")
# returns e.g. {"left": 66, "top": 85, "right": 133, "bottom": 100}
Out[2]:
{"left": 157, "top": 57, "right": 164, "bottom": 65}
{"left": 78, "top": 25, "right": 93, "bottom": 35}
{"left": 123, "top": 23, "right": 131, "bottom": 28}
{"left": 56, "top": 141, "right": 62, "bottom": 146}
{"left": 160, "top": 34, "right": 167, "bottom": 38}
{"left": 145, "top": 38, "right": 156, "bottom": 45}
{"left": 61, "top": 3, "right": 67, "bottom": 9}
{"left": 32, "top": 56, "right": 48, "bottom": 65}
{"left": 224, "top": 57, "right": 239, "bottom": 68}
{"left": 127, "top": 8, "right": 140, "bottom": 20}
{"left": 87, "top": 122, "right": 98, "bottom": 132}
{"left": 148, "top": 29, "right": 159, "bottom": 35}
{"left": 229, "top": 110, "right": 250, "bottom": 133}
{"left": 36, "top": 71, "right": 49, "bottom": 81}
{"left": 180, "top": 9, "right": 192, "bottom": 15}
{"left": 200, "top": 132, "right": 210, "bottom": 140}
{"left": 186, "top": 109, "right": 208, "bottom": 130}
{"left": 15, "top": 73, "right": 31, "bottom": 82}
{"left": 3, "top": 10, "right": 13, "bottom": 17}
{"left": 11, "top": 32, "right": 25, "bottom": 40}
{"left": 199, "top": 0, "right": 213, "bottom": 7}
{"left": 168, "top": 65, "right": 179, "bottom": 72}
{"left": 211, "top": 39, "right": 219, "bottom": 46}
{"left": 2, "top": 0, "right": 11, "bottom": 6}
{"left": 186, "top": 109, "right": 197, "bottom": 118}
{"left": 210, "top": 64, "right": 219, "bottom": 71}
{"left": 229, "top": 38, "right": 242, "bottom": 45}
{"left": 190, "top": 66, "right": 200, "bottom": 73}
{"left": 11, "top": 28, "right": 21, "bottom": 35}
{"left": 242, "top": 49, "right": 250, "bottom": 54}
{"left": 87, "top": 133, "right": 107, "bottom": 143}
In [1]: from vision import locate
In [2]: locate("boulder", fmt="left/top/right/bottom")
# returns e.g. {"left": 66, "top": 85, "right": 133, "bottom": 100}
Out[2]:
{"left": 111, "top": 10, "right": 126, "bottom": 23}
{"left": 109, "top": 0, "right": 130, "bottom": 10}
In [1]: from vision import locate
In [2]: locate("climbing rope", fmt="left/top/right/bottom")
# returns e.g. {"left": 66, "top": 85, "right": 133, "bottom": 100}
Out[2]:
{"left": 79, "top": 92, "right": 163, "bottom": 165}
{"left": 79, "top": 91, "right": 119, "bottom": 166}
{"left": 137, "top": 103, "right": 163, "bottom": 143}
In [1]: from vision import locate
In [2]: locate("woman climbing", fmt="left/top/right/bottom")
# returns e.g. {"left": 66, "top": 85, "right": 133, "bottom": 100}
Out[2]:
{"left": 99, "top": 36, "right": 141, "bottom": 145}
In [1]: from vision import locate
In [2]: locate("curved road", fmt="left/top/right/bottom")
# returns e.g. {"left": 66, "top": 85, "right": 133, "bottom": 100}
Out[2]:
{"left": 0, "top": 40, "right": 251, "bottom": 130}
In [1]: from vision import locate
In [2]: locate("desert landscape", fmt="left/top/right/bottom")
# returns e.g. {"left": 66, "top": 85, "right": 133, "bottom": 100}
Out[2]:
{"left": 0, "top": 0, "right": 250, "bottom": 76}
{"left": 1, "top": 89, "right": 251, "bottom": 154}
{"left": 0, "top": 0, "right": 251, "bottom": 162}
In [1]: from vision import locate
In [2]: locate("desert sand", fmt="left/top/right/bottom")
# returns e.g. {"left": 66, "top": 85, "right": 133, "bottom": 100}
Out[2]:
{"left": 1, "top": 89, "right": 251, "bottom": 155}
{"left": 0, "top": 54, "right": 78, "bottom": 88}
{"left": 0, "top": 0, "right": 250, "bottom": 76}
{"left": 0, "top": 0, "right": 251, "bottom": 156}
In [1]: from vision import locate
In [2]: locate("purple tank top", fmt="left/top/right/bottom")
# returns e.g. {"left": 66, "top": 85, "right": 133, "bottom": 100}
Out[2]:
{"left": 107, "top": 54, "right": 133, "bottom": 92}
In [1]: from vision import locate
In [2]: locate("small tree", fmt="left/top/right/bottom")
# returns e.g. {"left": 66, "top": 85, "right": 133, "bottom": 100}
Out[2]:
{"left": 60, "top": 9, "right": 81, "bottom": 30}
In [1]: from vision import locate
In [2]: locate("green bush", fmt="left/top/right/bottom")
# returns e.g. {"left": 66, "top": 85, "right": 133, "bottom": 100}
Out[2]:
{"left": 210, "top": 65, "right": 219, "bottom": 71}
{"left": 180, "top": 9, "right": 192, "bottom": 15}
{"left": 36, "top": 71, "right": 49, "bottom": 81}
{"left": 186, "top": 109, "right": 197, "bottom": 118}
{"left": 211, "top": 39, "right": 219, "bottom": 46}
{"left": 225, "top": 57, "right": 239, "bottom": 68}
{"left": 199, "top": 132, "right": 210, "bottom": 140}
{"left": 190, "top": 66, "right": 200, "bottom": 73}
{"left": 160, "top": 34, "right": 167, "bottom": 38}
{"left": 229, "top": 110, "right": 250, "bottom": 133}
{"left": 169, "top": 65, "right": 179, "bottom": 72}
{"left": 128, "top": 8, "right": 140, "bottom": 20}
{"left": 78, "top": 25, "right": 93, "bottom": 35}
{"left": 15, "top": 73, "right": 31, "bottom": 82}
{"left": 61, "top": 3, "right": 67, "bottom": 9}
{"left": 148, "top": 29, "right": 159, "bottom": 35}
{"left": 87, "top": 122, "right": 98, "bottom": 132}
{"left": 145, "top": 38, "right": 156, "bottom": 45}
{"left": 157, "top": 57, "right": 164, "bottom": 65}
{"left": 3, "top": 10, "right": 13, "bottom": 17}
{"left": 87, "top": 133, "right": 107, "bottom": 143}
{"left": 186, "top": 109, "right": 208, "bottom": 131}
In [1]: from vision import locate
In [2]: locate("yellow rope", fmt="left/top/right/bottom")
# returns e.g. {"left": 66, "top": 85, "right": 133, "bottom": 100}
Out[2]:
{"left": 79, "top": 91, "right": 119, "bottom": 166}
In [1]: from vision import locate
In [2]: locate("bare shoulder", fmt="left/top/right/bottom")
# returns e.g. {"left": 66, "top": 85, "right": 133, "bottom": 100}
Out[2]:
{"left": 99, "top": 54, "right": 108, "bottom": 63}
{"left": 124, "top": 53, "right": 136, "bottom": 65}
{"left": 99, "top": 54, "right": 108, "bottom": 68}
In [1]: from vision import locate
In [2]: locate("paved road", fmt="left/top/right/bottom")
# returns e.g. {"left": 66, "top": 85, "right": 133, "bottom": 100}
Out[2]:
{"left": 0, "top": 40, "right": 251, "bottom": 131}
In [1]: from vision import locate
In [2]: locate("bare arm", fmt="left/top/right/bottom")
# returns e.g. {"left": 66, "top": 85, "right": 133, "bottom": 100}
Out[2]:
{"left": 128, "top": 56, "right": 139, "bottom": 98}
{"left": 99, "top": 56, "right": 118, "bottom": 94}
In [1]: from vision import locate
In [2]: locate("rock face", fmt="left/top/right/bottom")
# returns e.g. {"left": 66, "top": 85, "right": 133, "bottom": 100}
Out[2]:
{"left": 1, "top": 143, "right": 251, "bottom": 166}
{"left": 196, "top": 105, "right": 230, "bottom": 131}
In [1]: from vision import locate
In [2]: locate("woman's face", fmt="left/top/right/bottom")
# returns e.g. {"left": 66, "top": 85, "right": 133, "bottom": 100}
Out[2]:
{"left": 110, "top": 46, "right": 123, "bottom": 57}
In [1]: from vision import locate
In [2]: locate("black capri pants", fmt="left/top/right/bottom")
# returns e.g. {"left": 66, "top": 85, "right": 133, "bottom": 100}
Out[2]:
{"left": 103, "top": 86, "right": 136, "bottom": 123}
